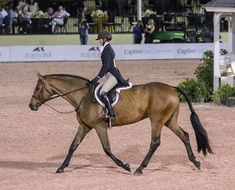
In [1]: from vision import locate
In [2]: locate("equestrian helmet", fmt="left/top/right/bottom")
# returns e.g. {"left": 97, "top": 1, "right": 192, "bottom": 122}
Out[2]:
{"left": 96, "top": 31, "right": 112, "bottom": 41}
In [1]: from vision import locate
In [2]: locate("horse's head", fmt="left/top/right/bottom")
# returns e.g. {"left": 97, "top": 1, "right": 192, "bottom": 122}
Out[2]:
{"left": 29, "top": 72, "right": 54, "bottom": 111}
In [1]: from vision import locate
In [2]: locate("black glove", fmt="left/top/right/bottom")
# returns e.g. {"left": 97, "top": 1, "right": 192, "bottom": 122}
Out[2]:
{"left": 91, "top": 76, "right": 100, "bottom": 84}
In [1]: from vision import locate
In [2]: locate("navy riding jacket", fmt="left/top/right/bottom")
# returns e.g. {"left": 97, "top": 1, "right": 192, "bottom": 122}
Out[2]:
{"left": 97, "top": 44, "right": 128, "bottom": 86}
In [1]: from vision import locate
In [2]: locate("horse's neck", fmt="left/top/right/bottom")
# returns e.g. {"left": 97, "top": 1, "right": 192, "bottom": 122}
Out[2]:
{"left": 46, "top": 76, "right": 88, "bottom": 108}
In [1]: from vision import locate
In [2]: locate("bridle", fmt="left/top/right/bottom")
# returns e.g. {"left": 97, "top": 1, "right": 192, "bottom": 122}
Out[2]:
{"left": 31, "top": 78, "right": 93, "bottom": 129}
{"left": 32, "top": 80, "right": 89, "bottom": 109}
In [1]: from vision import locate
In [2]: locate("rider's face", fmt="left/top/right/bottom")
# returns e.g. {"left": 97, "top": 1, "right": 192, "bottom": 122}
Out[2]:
{"left": 97, "top": 39, "right": 104, "bottom": 45}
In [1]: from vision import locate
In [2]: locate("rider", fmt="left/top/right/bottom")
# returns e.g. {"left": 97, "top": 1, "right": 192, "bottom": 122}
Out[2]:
{"left": 91, "top": 30, "right": 129, "bottom": 118}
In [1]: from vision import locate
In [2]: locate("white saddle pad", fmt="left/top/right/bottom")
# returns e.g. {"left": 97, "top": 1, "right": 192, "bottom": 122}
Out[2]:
{"left": 94, "top": 82, "right": 133, "bottom": 107}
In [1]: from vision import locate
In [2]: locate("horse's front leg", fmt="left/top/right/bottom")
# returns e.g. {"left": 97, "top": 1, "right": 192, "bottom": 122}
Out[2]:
{"left": 56, "top": 124, "right": 91, "bottom": 173}
{"left": 95, "top": 125, "right": 131, "bottom": 172}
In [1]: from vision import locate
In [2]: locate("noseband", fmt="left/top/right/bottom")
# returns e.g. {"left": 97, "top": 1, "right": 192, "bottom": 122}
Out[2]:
{"left": 32, "top": 81, "right": 51, "bottom": 104}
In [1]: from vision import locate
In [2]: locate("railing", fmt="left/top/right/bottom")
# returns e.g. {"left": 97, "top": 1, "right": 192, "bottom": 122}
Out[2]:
{"left": 0, "top": 14, "right": 217, "bottom": 38}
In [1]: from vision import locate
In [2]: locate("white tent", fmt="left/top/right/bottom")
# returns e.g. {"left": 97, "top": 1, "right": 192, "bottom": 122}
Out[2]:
{"left": 204, "top": 0, "right": 235, "bottom": 90}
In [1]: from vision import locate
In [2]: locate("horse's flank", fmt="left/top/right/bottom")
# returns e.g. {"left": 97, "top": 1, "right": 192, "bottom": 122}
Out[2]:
{"left": 111, "top": 82, "right": 179, "bottom": 126}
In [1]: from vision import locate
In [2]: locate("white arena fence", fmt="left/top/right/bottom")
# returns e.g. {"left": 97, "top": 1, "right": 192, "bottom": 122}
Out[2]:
{"left": 0, "top": 43, "right": 228, "bottom": 62}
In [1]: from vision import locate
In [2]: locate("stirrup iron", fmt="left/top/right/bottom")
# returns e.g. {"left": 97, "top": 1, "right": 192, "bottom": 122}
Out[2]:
{"left": 108, "top": 117, "right": 112, "bottom": 128}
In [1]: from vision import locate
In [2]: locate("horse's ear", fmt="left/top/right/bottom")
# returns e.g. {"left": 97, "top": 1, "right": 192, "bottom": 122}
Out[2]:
{"left": 35, "top": 71, "right": 45, "bottom": 82}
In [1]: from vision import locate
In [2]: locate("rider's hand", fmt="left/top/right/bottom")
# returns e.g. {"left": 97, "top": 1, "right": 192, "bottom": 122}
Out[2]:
{"left": 91, "top": 76, "right": 100, "bottom": 84}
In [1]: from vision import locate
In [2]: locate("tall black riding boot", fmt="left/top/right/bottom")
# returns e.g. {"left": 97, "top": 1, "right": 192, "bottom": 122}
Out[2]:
{"left": 100, "top": 92, "right": 116, "bottom": 118}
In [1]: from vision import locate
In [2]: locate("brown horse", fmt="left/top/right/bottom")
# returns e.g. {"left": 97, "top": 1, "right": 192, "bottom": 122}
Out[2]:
{"left": 29, "top": 72, "right": 213, "bottom": 175}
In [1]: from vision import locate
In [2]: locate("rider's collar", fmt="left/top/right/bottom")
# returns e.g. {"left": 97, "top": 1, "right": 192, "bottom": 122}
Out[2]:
{"left": 100, "top": 42, "right": 109, "bottom": 53}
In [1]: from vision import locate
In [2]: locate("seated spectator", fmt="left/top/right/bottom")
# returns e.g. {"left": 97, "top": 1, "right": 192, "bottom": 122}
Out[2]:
{"left": 92, "top": 9, "right": 107, "bottom": 33}
{"left": 35, "top": 10, "right": 45, "bottom": 18}
{"left": 28, "top": 0, "right": 39, "bottom": 15}
{"left": 17, "top": 0, "right": 28, "bottom": 10}
{"left": 5, "top": 4, "right": 14, "bottom": 34}
{"left": 83, "top": 7, "right": 93, "bottom": 23}
{"left": 73, "top": 0, "right": 85, "bottom": 24}
{"left": 0, "top": 6, "right": 9, "bottom": 34}
{"left": 44, "top": 7, "right": 54, "bottom": 18}
{"left": 50, "top": 5, "right": 70, "bottom": 33}
{"left": 28, "top": 0, "right": 39, "bottom": 17}
{"left": 18, "top": 6, "right": 33, "bottom": 34}
{"left": 41, "top": 7, "right": 53, "bottom": 32}
{"left": 142, "top": 9, "right": 156, "bottom": 29}
{"left": 12, "top": 7, "right": 20, "bottom": 34}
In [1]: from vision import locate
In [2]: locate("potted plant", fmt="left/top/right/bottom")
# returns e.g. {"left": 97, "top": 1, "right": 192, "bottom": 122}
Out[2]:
{"left": 212, "top": 84, "right": 235, "bottom": 105}
{"left": 195, "top": 81, "right": 209, "bottom": 102}
{"left": 178, "top": 79, "right": 209, "bottom": 102}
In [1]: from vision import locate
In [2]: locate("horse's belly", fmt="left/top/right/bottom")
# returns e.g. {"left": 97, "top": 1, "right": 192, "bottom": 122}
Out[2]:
{"left": 113, "top": 97, "right": 148, "bottom": 126}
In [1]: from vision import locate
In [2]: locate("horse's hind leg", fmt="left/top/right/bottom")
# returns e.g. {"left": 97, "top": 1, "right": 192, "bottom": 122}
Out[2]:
{"left": 95, "top": 125, "right": 131, "bottom": 172}
{"left": 134, "top": 119, "right": 163, "bottom": 176}
{"left": 166, "top": 105, "right": 200, "bottom": 169}
{"left": 56, "top": 124, "right": 91, "bottom": 173}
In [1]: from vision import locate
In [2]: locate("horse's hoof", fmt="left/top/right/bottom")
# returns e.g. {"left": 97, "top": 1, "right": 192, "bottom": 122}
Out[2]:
{"left": 195, "top": 161, "right": 201, "bottom": 170}
{"left": 134, "top": 170, "right": 143, "bottom": 176}
{"left": 56, "top": 168, "right": 64, "bottom": 173}
{"left": 125, "top": 164, "right": 131, "bottom": 172}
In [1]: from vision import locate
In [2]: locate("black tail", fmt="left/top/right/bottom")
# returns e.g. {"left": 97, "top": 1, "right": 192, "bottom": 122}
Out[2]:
{"left": 175, "top": 87, "right": 213, "bottom": 156}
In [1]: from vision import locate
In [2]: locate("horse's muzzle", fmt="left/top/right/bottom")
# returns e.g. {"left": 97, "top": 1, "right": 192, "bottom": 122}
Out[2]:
{"left": 29, "top": 103, "right": 40, "bottom": 111}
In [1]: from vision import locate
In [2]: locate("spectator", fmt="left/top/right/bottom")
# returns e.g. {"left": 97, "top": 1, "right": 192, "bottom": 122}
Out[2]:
{"left": 18, "top": 6, "right": 33, "bottom": 34}
{"left": 0, "top": 6, "right": 9, "bottom": 34}
{"left": 92, "top": 9, "right": 107, "bottom": 33}
{"left": 83, "top": 7, "right": 93, "bottom": 23}
{"left": 28, "top": 0, "right": 39, "bottom": 17}
{"left": 133, "top": 20, "right": 143, "bottom": 44}
{"left": 12, "top": 7, "right": 20, "bottom": 34}
{"left": 5, "top": 4, "right": 14, "bottom": 34}
{"left": 79, "top": 19, "right": 89, "bottom": 45}
{"left": 17, "top": 0, "right": 28, "bottom": 10}
{"left": 44, "top": 7, "right": 54, "bottom": 18}
{"left": 43, "top": 7, "right": 53, "bottom": 29}
{"left": 142, "top": 9, "right": 156, "bottom": 31}
{"left": 144, "top": 19, "right": 155, "bottom": 44}
{"left": 50, "top": 5, "right": 70, "bottom": 33}
{"left": 73, "top": 0, "right": 85, "bottom": 24}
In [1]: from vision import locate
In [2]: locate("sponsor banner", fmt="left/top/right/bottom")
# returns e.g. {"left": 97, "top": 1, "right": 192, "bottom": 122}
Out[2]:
{"left": 0, "top": 47, "right": 10, "bottom": 62}
{"left": 10, "top": 46, "right": 62, "bottom": 62}
{"left": 4, "top": 43, "right": 228, "bottom": 62}
{"left": 114, "top": 44, "right": 217, "bottom": 60}
{"left": 115, "top": 44, "right": 175, "bottom": 60}
{"left": 174, "top": 43, "right": 214, "bottom": 59}
{"left": 10, "top": 45, "right": 102, "bottom": 62}
{"left": 66, "top": 45, "right": 101, "bottom": 61}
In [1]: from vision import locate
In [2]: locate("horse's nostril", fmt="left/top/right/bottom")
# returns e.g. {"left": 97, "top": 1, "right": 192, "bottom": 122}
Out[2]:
{"left": 29, "top": 104, "right": 34, "bottom": 110}
{"left": 29, "top": 103, "right": 38, "bottom": 111}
